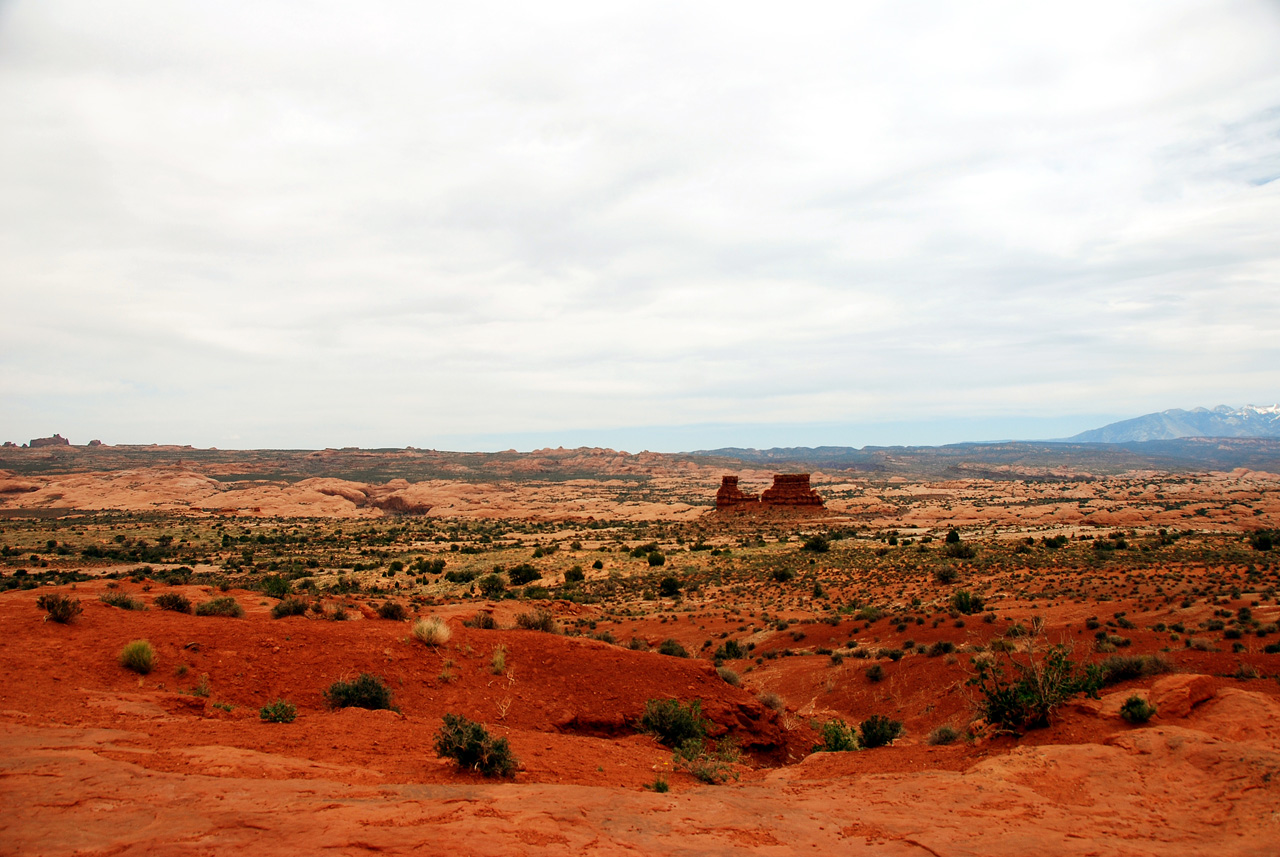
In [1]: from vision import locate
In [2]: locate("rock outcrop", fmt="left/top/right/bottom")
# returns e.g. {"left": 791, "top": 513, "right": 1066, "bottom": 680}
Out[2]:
{"left": 716, "top": 474, "right": 824, "bottom": 511}
{"left": 29, "top": 434, "right": 70, "bottom": 448}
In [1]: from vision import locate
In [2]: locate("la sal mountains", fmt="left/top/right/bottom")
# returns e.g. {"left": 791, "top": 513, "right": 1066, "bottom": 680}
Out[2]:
{"left": 1066, "top": 404, "right": 1280, "bottom": 443}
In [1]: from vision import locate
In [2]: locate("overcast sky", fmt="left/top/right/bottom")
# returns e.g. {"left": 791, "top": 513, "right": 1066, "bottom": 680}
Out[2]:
{"left": 2, "top": 1, "right": 1278, "bottom": 451}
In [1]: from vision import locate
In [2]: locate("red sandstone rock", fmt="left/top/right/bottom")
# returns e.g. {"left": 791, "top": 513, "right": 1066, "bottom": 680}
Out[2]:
{"left": 716, "top": 473, "right": 825, "bottom": 511}
{"left": 715, "top": 475, "right": 759, "bottom": 510}
{"left": 29, "top": 434, "right": 70, "bottom": 448}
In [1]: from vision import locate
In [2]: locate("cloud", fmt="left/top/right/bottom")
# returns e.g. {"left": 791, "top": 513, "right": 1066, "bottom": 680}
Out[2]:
{"left": 1, "top": 0, "right": 1278, "bottom": 449}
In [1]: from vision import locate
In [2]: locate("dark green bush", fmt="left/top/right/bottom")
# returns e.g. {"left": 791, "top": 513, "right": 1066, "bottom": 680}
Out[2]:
{"left": 564, "top": 566, "right": 585, "bottom": 583}
{"left": 507, "top": 564, "right": 540, "bottom": 586}
{"left": 477, "top": 573, "right": 506, "bottom": 598}
{"left": 858, "top": 715, "right": 903, "bottom": 748}
{"left": 647, "top": 551, "right": 666, "bottom": 567}
{"left": 463, "top": 611, "right": 498, "bottom": 629}
{"left": 324, "top": 673, "right": 394, "bottom": 710}
{"left": 815, "top": 719, "right": 857, "bottom": 752}
{"left": 801, "top": 535, "right": 830, "bottom": 553}
{"left": 37, "top": 593, "right": 82, "bottom": 623}
{"left": 435, "top": 713, "right": 518, "bottom": 777}
{"left": 377, "top": 600, "right": 407, "bottom": 621}
{"left": 154, "top": 592, "right": 192, "bottom": 613}
{"left": 259, "top": 575, "right": 292, "bottom": 599}
{"left": 865, "top": 663, "right": 884, "bottom": 682}
{"left": 1097, "top": 653, "right": 1174, "bottom": 686}
{"left": 658, "top": 576, "right": 680, "bottom": 597}
{"left": 772, "top": 568, "right": 795, "bottom": 583}
{"left": 951, "top": 590, "right": 984, "bottom": 614}
{"left": 934, "top": 567, "right": 958, "bottom": 584}
{"left": 968, "top": 643, "right": 1100, "bottom": 733}
{"left": 271, "top": 597, "right": 309, "bottom": 619}
{"left": 1119, "top": 694, "right": 1156, "bottom": 724}
{"left": 640, "top": 698, "right": 708, "bottom": 747}
{"left": 515, "top": 609, "right": 557, "bottom": 633}
{"left": 657, "top": 638, "right": 688, "bottom": 658}
{"left": 259, "top": 699, "right": 297, "bottom": 723}
{"left": 195, "top": 597, "right": 244, "bottom": 617}
{"left": 100, "top": 592, "right": 146, "bottom": 610}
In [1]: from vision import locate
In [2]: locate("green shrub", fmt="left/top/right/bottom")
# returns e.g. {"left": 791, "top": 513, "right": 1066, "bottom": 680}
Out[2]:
{"left": 802, "top": 535, "right": 830, "bottom": 553}
{"left": 195, "top": 597, "right": 244, "bottom": 618}
{"left": 713, "top": 639, "right": 746, "bottom": 660}
{"left": 640, "top": 698, "right": 708, "bottom": 747}
{"left": 1119, "top": 695, "right": 1156, "bottom": 724}
{"left": 478, "top": 573, "right": 506, "bottom": 598}
{"left": 815, "top": 719, "right": 857, "bottom": 752}
{"left": 434, "top": 713, "right": 518, "bottom": 777}
{"left": 967, "top": 641, "right": 1100, "bottom": 733}
{"left": 674, "top": 736, "right": 739, "bottom": 784}
{"left": 858, "top": 715, "right": 903, "bottom": 748}
{"left": 100, "top": 592, "right": 145, "bottom": 610}
{"left": 647, "top": 551, "right": 666, "bottom": 567}
{"left": 657, "top": 638, "right": 688, "bottom": 658}
{"left": 934, "top": 567, "right": 958, "bottom": 584}
{"left": 37, "top": 593, "right": 82, "bottom": 623}
{"left": 271, "top": 597, "right": 309, "bottom": 619}
{"left": 377, "top": 600, "right": 407, "bottom": 621}
{"left": 259, "top": 575, "right": 292, "bottom": 599}
{"left": 1097, "top": 653, "right": 1174, "bottom": 686}
{"left": 927, "top": 724, "right": 960, "bottom": 745}
{"left": 507, "top": 564, "right": 540, "bottom": 586}
{"left": 951, "top": 590, "right": 984, "bottom": 615}
{"left": 324, "top": 673, "right": 394, "bottom": 710}
{"left": 716, "top": 666, "right": 740, "bottom": 686}
{"left": 153, "top": 592, "right": 192, "bottom": 613}
{"left": 259, "top": 699, "right": 297, "bottom": 723}
{"left": 515, "top": 609, "right": 557, "bottom": 633}
{"left": 658, "top": 576, "right": 680, "bottom": 597}
{"left": 564, "top": 566, "right": 585, "bottom": 583}
{"left": 412, "top": 616, "right": 451, "bottom": 646}
{"left": 463, "top": 611, "right": 497, "bottom": 629}
{"left": 119, "top": 639, "right": 156, "bottom": 674}
{"left": 865, "top": 663, "right": 884, "bottom": 682}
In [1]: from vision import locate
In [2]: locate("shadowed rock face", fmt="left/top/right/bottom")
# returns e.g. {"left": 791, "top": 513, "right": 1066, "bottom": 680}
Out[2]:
{"left": 716, "top": 474, "right": 824, "bottom": 511}
{"left": 29, "top": 434, "right": 70, "bottom": 448}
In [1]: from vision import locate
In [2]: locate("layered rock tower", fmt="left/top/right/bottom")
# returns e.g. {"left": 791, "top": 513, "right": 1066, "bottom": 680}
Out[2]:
{"left": 715, "top": 474, "right": 824, "bottom": 511}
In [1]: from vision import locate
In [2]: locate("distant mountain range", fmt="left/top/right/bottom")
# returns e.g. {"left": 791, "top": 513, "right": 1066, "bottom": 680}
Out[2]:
{"left": 1067, "top": 405, "right": 1280, "bottom": 443}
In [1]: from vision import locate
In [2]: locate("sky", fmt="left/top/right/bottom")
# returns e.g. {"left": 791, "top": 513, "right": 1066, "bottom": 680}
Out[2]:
{"left": 2, "top": 1, "right": 1279, "bottom": 452}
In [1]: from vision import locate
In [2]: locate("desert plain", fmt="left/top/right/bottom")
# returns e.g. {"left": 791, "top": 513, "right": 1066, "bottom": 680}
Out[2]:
{"left": 2, "top": 441, "right": 1279, "bottom": 856}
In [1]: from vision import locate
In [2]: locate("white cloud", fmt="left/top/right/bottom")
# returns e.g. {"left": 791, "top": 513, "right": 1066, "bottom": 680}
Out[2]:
{"left": 1, "top": 0, "right": 1278, "bottom": 449}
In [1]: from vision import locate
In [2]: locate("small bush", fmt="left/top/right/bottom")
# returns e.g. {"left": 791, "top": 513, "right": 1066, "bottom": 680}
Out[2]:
{"left": 324, "top": 673, "right": 394, "bottom": 710}
{"left": 968, "top": 640, "right": 1100, "bottom": 733}
{"left": 259, "top": 575, "right": 292, "bottom": 599}
{"left": 463, "top": 611, "right": 498, "bottom": 629}
{"left": 259, "top": 699, "right": 297, "bottom": 723}
{"left": 515, "top": 609, "right": 557, "bottom": 633}
{"left": 507, "top": 564, "right": 541, "bottom": 586}
{"left": 435, "top": 713, "right": 518, "bottom": 777}
{"left": 100, "top": 592, "right": 146, "bottom": 611}
{"left": 815, "top": 719, "right": 858, "bottom": 752}
{"left": 195, "top": 597, "right": 244, "bottom": 618}
{"left": 119, "top": 639, "right": 156, "bottom": 674}
{"left": 759, "top": 691, "right": 785, "bottom": 712}
{"left": 647, "top": 551, "right": 666, "bottom": 567}
{"left": 934, "top": 567, "right": 958, "bottom": 584}
{"left": 657, "top": 638, "right": 688, "bottom": 658}
{"left": 1119, "top": 695, "right": 1156, "bottom": 724}
{"left": 927, "top": 724, "right": 960, "bottom": 745}
{"left": 950, "top": 590, "right": 984, "bottom": 615}
{"left": 772, "top": 568, "right": 795, "bottom": 583}
{"left": 478, "top": 573, "right": 506, "bottom": 598}
{"left": 674, "top": 736, "right": 740, "bottom": 784}
{"left": 858, "top": 715, "right": 904, "bottom": 748}
{"left": 640, "top": 698, "right": 708, "bottom": 747}
{"left": 658, "top": 576, "right": 680, "bottom": 597}
{"left": 716, "top": 666, "right": 741, "bottom": 686}
{"left": 271, "top": 597, "right": 309, "bottom": 619}
{"left": 153, "top": 592, "right": 192, "bottom": 613}
{"left": 37, "top": 593, "right": 82, "bottom": 623}
{"left": 412, "top": 616, "right": 451, "bottom": 646}
{"left": 377, "top": 601, "right": 408, "bottom": 621}
{"left": 865, "top": 663, "right": 884, "bottom": 682}
{"left": 802, "top": 535, "right": 830, "bottom": 553}
{"left": 1097, "top": 653, "right": 1174, "bottom": 686}
{"left": 564, "top": 566, "right": 586, "bottom": 583}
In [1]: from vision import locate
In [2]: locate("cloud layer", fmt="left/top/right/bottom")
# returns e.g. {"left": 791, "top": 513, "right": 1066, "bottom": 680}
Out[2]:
{"left": 2, "top": 1, "right": 1278, "bottom": 449}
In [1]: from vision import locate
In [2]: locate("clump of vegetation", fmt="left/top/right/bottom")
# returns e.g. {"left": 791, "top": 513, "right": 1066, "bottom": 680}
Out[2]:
{"left": 434, "top": 713, "right": 518, "bottom": 777}
{"left": 514, "top": 609, "right": 557, "bottom": 633}
{"left": 1097, "top": 653, "right": 1174, "bottom": 686}
{"left": 259, "top": 575, "right": 292, "bottom": 599}
{"left": 801, "top": 535, "right": 830, "bottom": 553}
{"left": 478, "top": 573, "right": 506, "bottom": 598}
{"left": 507, "top": 564, "right": 540, "bottom": 586}
{"left": 1119, "top": 695, "right": 1156, "bottom": 724}
{"left": 270, "top": 597, "right": 309, "bottom": 619}
{"left": 815, "top": 719, "right": 858, "bottom": 752}
{"left": 100, "top": 592, "right": 146, "bottom": 610}
{"left": 950, "top": 590, "right": 984, "bottom": 615}
{"left": 412, "top": 616, "right": 451, "bottom": 646}
{"left": 640, "top": 698, "right": 709, "bottom": 748}
{"left": 716, "top": 666, "right": 741, "bottom": 686}
{"left": 927, "top": 724, "right": 960, "bottom": 745}
{"left": 377, "top": 600, "right": 407, "bottom": 621}
{"left": 463, "top": 611, "right": 497, "bottom": 629}
{"left": 195, "top": 597, "right": 244, "bottom": 618}
{"left": 658, "top": 576, "right": 680, "bottom": 597}
{"left": 153, "top": 592, "right": 192, "bottom": 613}
{"left": 490, "top": 644, "right": 507, "bottom": 674}
{"left": 858, "top": 715, "right": 904, "bottom": 748}
{"left": 119, "top": 639, "right": 156, "bottom": 674}
{"left": 758, "top": 691, "right": 786, "bottom": 713}
{"left": 324, "top": 673, "right": 394, "bottom": 710}
{"left": 865, "top": 663, "right": 884, "bottom": 682}
{"left": 967, "top": 630, "right": 1100, "bottom": 733}
{"left": 674, "top": 736, "right": 740, "bottom": 784}
{"left": 657, "top": 638, "right": 688, "bottom": 658}
{"left": 37, "top": 593, "right": 82, "bottom": 623}
{"left": 259, "top": 699, "right": 297, "bottom": 723}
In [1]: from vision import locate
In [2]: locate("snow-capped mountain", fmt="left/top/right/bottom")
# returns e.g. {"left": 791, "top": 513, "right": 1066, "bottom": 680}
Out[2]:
{"left": 1069, "top": 405, "right": 1280, "bottom": 443}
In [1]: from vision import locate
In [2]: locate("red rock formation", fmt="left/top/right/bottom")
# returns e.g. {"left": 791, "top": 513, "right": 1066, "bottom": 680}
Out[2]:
{"left": 29, "top": 434, "right": 70, "bottom": 448}
{"left": 716, "top": 474, "right": 824, "bottom": 511}
{"left": 715, "top": 476, "right": 759, "bottom": 510}
{"left": 761, "top": 474, "right": 824, "bottom": 507}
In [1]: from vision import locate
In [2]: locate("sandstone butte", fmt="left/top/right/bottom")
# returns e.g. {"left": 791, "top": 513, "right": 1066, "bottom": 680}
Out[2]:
{"left": 716, "top": 473, "right": 825, "bottom": 511}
